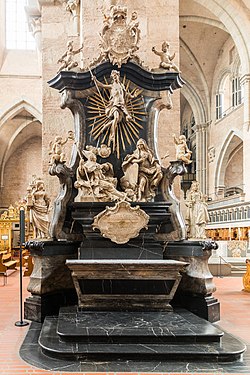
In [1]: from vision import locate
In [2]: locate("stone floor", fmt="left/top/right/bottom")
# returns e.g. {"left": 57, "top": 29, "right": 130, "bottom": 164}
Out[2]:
{"left": 0, "top": 270, "right": 250, "bottom": 374}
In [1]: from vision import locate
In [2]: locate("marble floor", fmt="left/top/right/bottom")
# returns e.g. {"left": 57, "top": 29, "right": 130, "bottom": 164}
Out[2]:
{"left": 0, "top": 270, "right": 250, "bottom": 374}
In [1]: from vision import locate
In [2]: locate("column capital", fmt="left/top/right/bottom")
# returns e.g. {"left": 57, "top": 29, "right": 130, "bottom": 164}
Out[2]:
{"left": 196, "top": 121, "right": 211, "bottom": 131}
{"left": 29, "top": 16, "right": 41, "bottom": 36}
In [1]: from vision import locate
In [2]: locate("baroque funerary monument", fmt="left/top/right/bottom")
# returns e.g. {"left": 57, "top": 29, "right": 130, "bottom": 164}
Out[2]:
{"left": 0, "top": 0, "right": 250, "bottom": 372}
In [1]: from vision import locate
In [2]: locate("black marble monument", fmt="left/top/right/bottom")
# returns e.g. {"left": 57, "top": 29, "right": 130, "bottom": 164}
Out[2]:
{"left": 22, "top": 60, "right": 246, "bottom": 369}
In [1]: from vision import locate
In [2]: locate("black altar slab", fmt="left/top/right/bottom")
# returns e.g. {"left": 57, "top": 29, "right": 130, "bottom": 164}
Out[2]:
{"left": 56, "top": 306, "right": 223, "bottom": 343}
{"left": 20, "top": 308, "right": 249, "bottom": 373}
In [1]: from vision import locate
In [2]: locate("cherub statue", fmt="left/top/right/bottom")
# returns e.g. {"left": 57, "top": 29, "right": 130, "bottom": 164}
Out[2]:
{"left": 74, "top": 145, "right": 126, "bottom": 202}
{"left": 121, "top": 139, "right": 163, "bottom": 202}
{"left": 49, "top": 131, "right": 74, "bottom": 165}
{"left": 92, "top": 70, "right": 140, "bottom": 143}
{"left": 128, "top": 11, "right": 140, "bottom": 49}
{"left": 152, "top": 41, "right": 180, "bottom": 73}
{"left": 57, "top": 41, "right": 83, "bottom": 73}
{"left": 97, "top": 144, "right": 111, "bottom": 158}
{"left": 173, "top": 134, "right": 192, "bottom": 164}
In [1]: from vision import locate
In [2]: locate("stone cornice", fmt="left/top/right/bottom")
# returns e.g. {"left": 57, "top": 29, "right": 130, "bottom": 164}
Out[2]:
{"left": 48, "top": 61, "right": 185, "bottom": 93}
{"left": 240, "top": 74, "right": 250, "bottom": 86}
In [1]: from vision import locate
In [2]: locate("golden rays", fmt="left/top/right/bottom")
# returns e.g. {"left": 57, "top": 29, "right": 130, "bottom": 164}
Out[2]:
{"left": 86, "top": 76, "right": 146, "bottom": 159}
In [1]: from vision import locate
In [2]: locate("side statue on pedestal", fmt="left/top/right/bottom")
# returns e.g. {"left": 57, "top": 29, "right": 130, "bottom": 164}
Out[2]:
{"left": 26, "top": 177, "right": 50, "bottom": 239}
{"left": 243, "top": 259, "right": 250, "bottom": 293}
{"left": 185, "top": 181, "right": 210, "bottom": 239}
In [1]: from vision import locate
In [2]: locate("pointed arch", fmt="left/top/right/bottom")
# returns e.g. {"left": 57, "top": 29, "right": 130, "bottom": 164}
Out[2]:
{"left": 181, "top": 81, "right": 207, "bottom": 125}
{"left": 0, "top": 101, "right": 42, "bottom": 188}
{"left": 215, "top": 130, "right": 243, "bottom": 192}
{"left": 0, "top": 99, "right": 42, "bottom": 126}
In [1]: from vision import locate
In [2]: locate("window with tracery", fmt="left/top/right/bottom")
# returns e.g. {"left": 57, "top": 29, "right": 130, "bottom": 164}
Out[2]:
{"left": 232, "top": 77, "right": 242, "bottom": 107}
{"left": 216, "top": 93, "right": 223, "bottom": 120}
{"left": 5, "top": 0, "right": 35, "bottom": 50}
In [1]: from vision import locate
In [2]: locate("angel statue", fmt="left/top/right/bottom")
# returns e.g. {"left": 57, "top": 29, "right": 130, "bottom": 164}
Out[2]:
{"left": 152, "top": 41, "right": 180, "bottom": 73}
{"left": 57, "top": 40, "right": 83, "bottom": 73}
{"left": 173, "top": 134, "right": 192, "bottom": 164}
{"left": 49, "top": 130, "right": 74, "bottom": 165}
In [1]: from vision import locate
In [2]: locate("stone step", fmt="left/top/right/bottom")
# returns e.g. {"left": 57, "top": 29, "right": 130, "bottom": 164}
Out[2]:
{"left": 230, "top": 270, "right": 246, "bottom": 277}
{"left": 39, "top": 315, "right": 246, "bottom": 362}
{"left": 56, "top": 307, "right": 223, "bottom": 344}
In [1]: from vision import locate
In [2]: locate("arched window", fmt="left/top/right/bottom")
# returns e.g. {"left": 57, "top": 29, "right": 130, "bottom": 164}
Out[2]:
{"left": 231, "top": 59, "right": 243, "bottom": 108}
{"left": 215, "top": 72, "right": 230, "bottom": 120}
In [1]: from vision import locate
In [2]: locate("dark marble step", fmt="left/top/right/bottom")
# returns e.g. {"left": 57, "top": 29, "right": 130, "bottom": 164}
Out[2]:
{"left": 39, "top": 315, "right": 246, "bottom": 362}
{"left": 20, "top": 322, "right": 250, "bottom": 373}
{"left": 56, "top": 306, "right": 223, "bottom": 344}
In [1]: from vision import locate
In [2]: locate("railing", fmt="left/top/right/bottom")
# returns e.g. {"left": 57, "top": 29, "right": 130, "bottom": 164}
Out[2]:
{"left": 208, "top": 200, "right": 250, "bottom": 225}
{"left": 212, "top": 255, "right": 246, "bottom": 278}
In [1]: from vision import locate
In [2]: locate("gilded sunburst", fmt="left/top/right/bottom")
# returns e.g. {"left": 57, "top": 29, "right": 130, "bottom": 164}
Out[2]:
{"left": 87, "top": 75, "right": 146, "bottom": 159}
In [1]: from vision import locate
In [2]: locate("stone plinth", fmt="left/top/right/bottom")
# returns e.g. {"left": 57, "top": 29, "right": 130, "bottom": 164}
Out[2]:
{"left": 24, "top": 239, "right": 80, "bottom": 322}
{"left": 164, "top": 240, "right": 220, "bottom": 322}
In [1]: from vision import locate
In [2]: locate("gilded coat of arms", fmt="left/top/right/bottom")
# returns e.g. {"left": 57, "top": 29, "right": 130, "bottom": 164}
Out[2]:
{"left": 95, "top": 6, "right": 141, "bottom": 67}
{"left": 92, "top": 201, "right": 149, "bottom": 244}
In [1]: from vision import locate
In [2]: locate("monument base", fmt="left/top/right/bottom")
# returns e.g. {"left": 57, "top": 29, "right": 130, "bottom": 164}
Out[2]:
{"left": 24, "top": 290, "right": 77, "bottom": 323}
{"left": 20, "top": 306, "right": 246, "bottom": 371}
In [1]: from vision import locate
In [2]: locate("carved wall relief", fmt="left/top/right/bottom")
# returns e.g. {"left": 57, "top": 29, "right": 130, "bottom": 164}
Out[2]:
{"left": 92, "top": 201, "right": 149, "bottom": 244}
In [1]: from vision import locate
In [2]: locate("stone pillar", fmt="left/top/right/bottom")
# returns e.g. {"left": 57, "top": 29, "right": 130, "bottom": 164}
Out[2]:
{"left": 65, "top": 0, "right": 80, "bottom": 35}
{"left": 196, "top": 122, "right": 209, "bottom": 194}
{"left": 241, "top": 74, "right": 250, "bottom": 201}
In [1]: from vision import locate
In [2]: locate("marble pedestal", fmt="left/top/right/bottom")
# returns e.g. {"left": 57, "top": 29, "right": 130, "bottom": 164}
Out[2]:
{"left": 24, "top": 240, "right": 80, "bottom": 322}
{"left": 164, "top": 240, "right": 220, "bottom": 322}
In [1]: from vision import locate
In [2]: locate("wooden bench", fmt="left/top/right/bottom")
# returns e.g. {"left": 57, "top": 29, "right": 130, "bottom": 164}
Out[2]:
{"left": 0, "top": 253, "right": 17, "bottom": 285}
